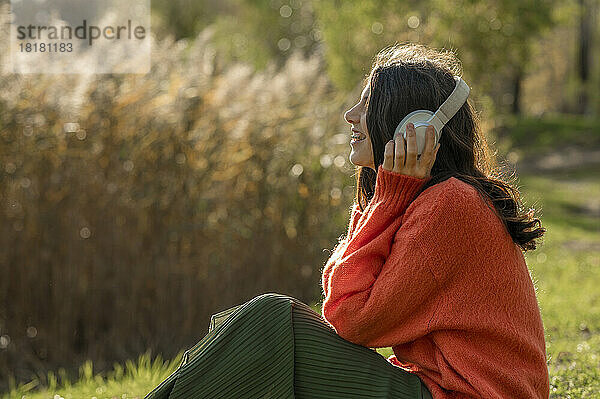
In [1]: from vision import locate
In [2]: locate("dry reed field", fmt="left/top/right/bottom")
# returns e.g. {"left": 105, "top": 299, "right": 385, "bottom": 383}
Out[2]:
{"left": 0, "top": 20, "right": 363, "bottom": 389}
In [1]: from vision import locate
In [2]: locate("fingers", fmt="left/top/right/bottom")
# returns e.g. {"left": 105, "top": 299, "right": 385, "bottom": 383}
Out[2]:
{"left": 420, "top": 125, "right": 436, "bottom": 166}
{"left": 405, "top": 123, "right": 417, "bottom": 169}
{"left": 393, "top": 129, "right": 405, "bottom": 172}
{"left": 383, "top": 124, "right": 439, "bottom": 174}
{"left": 382, "top": 140, "right": 394, "bottom": 171}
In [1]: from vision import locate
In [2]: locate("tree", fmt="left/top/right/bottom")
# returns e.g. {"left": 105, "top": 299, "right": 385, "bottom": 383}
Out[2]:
{"left": 313, "top": 0, "right": 558, "bottom": 114}
{"left": 576, "top": 0, "right": 595, "bottom": 114}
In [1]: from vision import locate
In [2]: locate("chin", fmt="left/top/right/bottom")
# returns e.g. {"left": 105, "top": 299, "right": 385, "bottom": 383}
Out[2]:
{"left": 348, "top": 151, "right": 370, "bottom": 168}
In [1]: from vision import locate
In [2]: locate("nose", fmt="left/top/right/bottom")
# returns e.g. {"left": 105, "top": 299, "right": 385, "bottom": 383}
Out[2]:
{"left": 344, "top": 103, "right": 360, "bottom": 125}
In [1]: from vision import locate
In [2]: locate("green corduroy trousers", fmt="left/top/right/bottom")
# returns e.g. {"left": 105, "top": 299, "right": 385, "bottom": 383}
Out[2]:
{"left": 145, "top": 292, "right": 433, "bottom": 399}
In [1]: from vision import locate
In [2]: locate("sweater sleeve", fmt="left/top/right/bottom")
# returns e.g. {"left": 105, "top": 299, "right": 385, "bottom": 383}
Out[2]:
{"left": 322, "top": 165, "right": 455, "bottom": 348}
{"left": 321, "top": 202, "right": 364, "bottom": 298}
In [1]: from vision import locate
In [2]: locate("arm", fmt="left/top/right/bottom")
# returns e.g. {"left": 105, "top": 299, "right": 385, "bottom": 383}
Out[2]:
{"left": 322, "top": 165, "right": 454, "bottom": 347}
{"left": 322, "top": 164, "right": 430, "bottom": 299}
{"left": 321, "top": 203, "right": 363, "bottom": 298}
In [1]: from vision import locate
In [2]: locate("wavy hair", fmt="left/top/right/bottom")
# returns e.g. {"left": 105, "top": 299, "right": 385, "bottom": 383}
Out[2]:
{"left": 355, "top": 42, "right": 545, "bottom": 252}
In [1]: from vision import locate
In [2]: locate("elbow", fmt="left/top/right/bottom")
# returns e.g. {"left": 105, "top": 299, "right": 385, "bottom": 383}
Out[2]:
{"left": 332, "top": 321, "right": 372, "bottom": 347}
{"left": 322, "top": 301, "right": 371, "bottom": 346}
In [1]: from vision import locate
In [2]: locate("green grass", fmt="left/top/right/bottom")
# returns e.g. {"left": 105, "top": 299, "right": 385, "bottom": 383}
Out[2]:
{"left": 4, "top": 118, "right": 600, "bottom": 399}
{"left": 3, "top": 351, "right": 185, "bottom": 399}
{"left": 493, "top": 113, "right": 600, "bottom": 154}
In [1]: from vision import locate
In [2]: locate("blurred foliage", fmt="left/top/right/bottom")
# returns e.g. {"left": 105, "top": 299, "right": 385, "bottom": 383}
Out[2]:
{"left": 151, "top": 0, "right": 241, "bottom": 40}
{"left": 313, "top": 0, "right": 558, "bottom": 112}
{"left": 0, "top": 18, "right": 360, "bottom": 389}
{"left": 148, "top": 0, "right": 600, "bottom": 116}
{"left": 210, "top": 0, "right": 321, "bottom": 71}
{"left": 151, "top": 0, "right": 322, "bottom": 71}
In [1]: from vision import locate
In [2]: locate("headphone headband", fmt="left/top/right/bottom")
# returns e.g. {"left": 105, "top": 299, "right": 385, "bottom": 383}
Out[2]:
{"left": 427, "top": 76, "right": 470, "bottom": 135}
{"left": 392, "top": 75, "right": 471, "bottom": 155}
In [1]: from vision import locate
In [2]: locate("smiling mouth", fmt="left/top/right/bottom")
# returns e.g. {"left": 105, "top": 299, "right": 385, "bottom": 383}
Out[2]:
{"left": 351, "top": 130, "right": 366, "bottom": 143}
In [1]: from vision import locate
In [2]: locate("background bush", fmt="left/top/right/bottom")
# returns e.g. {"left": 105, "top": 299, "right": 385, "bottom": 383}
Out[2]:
{"left": 0, "top": 25, "right": 362, "bottom": 388}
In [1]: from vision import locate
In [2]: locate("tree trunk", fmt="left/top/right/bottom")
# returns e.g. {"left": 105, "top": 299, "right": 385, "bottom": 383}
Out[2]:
{"left": 577, "top": 0, "right": 592, "bottom": 114}
{"left": 512, "top": 68, "right": 522, "bottom": 115}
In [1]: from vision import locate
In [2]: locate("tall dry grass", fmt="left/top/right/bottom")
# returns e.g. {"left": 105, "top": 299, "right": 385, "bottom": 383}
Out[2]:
{"left": 0, "top": 10, "right": 360, "bottom": 389}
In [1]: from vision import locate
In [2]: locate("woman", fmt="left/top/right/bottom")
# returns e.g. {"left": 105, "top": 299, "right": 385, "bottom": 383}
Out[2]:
{"left": 145, "top": 43, "right": 549, "bottom": 399}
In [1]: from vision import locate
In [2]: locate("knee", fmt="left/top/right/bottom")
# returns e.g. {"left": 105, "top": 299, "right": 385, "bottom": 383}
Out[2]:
{"left": 245, "top": 292, "right": 318, "bottom": 315}
{"left": 250, "top": 292, "right": 297, "bottom": 306}
{"left": 250, "top": 292, "right": 316, "bottom": 313}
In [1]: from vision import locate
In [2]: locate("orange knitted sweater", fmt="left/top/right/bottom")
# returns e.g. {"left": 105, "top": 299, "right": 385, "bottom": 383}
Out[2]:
{"left": 321, "top": 165, "right": 549, "bottom": 399}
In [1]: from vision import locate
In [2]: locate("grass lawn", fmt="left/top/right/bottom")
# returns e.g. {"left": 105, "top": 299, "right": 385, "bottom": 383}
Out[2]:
{"left": 4, "top": 116, "right": 599, "bottom": 398}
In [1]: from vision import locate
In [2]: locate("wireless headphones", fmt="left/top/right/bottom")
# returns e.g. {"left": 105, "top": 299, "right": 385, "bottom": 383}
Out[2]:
{"left": 393, "top": 75, "right": 470, "bottom": 156}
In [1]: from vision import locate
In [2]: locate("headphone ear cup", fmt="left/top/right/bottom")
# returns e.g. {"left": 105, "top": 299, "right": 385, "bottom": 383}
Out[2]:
{"left": 393, "top": 110, "right": 434, "bottom": 156}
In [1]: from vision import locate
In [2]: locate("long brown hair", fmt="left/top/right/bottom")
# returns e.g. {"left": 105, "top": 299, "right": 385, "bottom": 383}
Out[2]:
{"left": 355, "top": 42, "right": 545, "bottom": 252}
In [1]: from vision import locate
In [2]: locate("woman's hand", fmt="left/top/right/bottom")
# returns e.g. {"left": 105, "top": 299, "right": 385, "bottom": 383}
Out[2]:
{"left": 382, "top": 123, "right": 440, "bottom": 178}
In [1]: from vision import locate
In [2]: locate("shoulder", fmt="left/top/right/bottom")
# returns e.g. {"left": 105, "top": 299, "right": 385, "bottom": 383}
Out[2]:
{"left": 398, "top": 177, "right": 509, "bottom": 278}
{"left": 408, "top": 176, "right": 487, "bottom": 212}
{"left": 402, "top": 176, "right": 499, "bottom": 234}
{"left": 426, "top": 176, "right": 481, "bottom": 201}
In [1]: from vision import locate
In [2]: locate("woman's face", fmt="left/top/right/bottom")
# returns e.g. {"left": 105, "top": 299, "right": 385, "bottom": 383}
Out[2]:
{"left": 344, "top": 84, "right": 375, "bottom": 170}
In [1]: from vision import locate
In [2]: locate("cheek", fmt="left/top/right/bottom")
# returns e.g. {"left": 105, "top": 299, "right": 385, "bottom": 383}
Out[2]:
{"left": 360, "top": 112, "right": 368, "bottom": 131}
